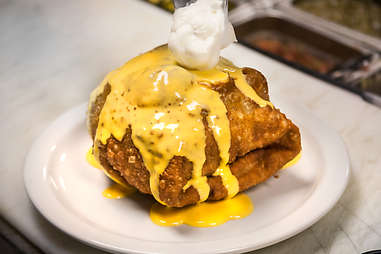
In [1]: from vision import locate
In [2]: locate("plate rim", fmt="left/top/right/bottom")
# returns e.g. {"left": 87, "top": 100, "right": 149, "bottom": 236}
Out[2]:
{"left": 24, "top": 101, "right": 350, "bottom": 254}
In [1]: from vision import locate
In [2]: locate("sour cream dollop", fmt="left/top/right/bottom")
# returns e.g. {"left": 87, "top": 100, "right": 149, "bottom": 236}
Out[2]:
{"left": 168, "top": 0, "right": 236, "bottom": 70}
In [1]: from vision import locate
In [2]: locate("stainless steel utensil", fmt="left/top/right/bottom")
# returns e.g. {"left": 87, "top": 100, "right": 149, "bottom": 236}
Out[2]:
{"left": 173, "top": 0, "right": 196, "bottom": 9}
{"left": 173, "top": 0, "right": 228, "bottom": 11}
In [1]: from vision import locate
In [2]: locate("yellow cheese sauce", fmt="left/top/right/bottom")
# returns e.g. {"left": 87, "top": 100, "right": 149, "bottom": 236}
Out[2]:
{"left": 91, "top": 45, "right": 272, "bottom": 206}
{"left": 86, "top": 147, "right": 103, "bottom": 170}
{"left": 102, "top": 183, "right": 135, "bottom": 199}
{"left": 87, "top": 147, "right": 252, "bottom": 226}
{"left": 87, "top": 147, "right": 133, "bottom": 190}
{"left": 150, "top": 193, "right": 253, "bottom": 227}
{"left": 215, "top": 58, "right": 273, "bottom": 108}
{"left": 282, "top": 152, "right": 302, "bottom": 169}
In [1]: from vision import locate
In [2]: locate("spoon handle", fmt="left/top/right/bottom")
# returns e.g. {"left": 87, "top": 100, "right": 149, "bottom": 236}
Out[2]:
{"left": 173, "top": 0, "right": 195, "bottom": 9}
{"left": 173, "top": 0, "right": 228, "bottom": 10}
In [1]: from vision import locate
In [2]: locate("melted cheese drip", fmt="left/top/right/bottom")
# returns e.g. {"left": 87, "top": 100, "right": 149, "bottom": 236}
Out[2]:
{"left": 86, "top": 147, "right": 103, "bottom": 170}
{"left": 282, "top": 152, "right": 302, "bottom": 169}
{"left": 216, "top": 58, "right": 273, "bottom": 108}
{"left": 87, "top": 147, "right": 132, "bottom": 189}
{"left": 92, "top": 45, "right": 271, "bottom": 205}
{"left": 150, "top": 193, "right": 253, "bottom": 227}
{"left": 102, "top": 183, "right": 135, "bottom": 199}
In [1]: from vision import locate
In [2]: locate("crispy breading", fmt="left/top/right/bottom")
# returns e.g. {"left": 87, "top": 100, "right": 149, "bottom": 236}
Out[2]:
{"left": 88, "top": 68, "right": 301, "bottom": 207}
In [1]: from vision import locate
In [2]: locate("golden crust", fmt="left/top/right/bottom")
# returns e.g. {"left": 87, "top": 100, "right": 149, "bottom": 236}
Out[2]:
{"left": 88, "top": 68, "right": 301, "bottom": 207}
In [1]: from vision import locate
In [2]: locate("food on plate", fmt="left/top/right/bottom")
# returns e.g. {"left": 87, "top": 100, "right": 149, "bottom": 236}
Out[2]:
{"left": 150, "top": 193, "right": 253, "bottom": 227}
{"left": 85, "top": 0, "right": 301, "bottom": 228}
{"left": 86, "top": 44, "right": 301, "bottom": 208}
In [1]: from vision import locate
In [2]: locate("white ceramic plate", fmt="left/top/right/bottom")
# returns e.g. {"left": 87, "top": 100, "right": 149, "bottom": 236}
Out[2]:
{"left": 24, "top": 98, "right": 350, "bottom": 254}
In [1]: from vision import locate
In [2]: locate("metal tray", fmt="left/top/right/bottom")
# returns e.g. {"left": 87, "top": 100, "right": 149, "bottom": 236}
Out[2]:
{"left": 279, "top": 0, "right": 381, "bottom": 52}
{"left": 234, "top": 15, "right": 364, "bottom": 74}
{"left": 356, "top": 66, "right": 381, "bottom": 107}
{"left": 232, "top": 10, "right": 375, "bottom": 92}
{"left": 229, "top": 3, "right": 381, "bottom": 106}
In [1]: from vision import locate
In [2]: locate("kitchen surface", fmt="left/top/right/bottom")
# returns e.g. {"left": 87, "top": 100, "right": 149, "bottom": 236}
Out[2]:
{"left": 1, "top": 0, "right": 381, "bottom": 253}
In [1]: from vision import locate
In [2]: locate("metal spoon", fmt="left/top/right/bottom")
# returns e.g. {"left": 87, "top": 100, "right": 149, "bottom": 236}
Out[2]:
{"left": 173, "top": 0, "right": 228, "bottom": 11}
{"left": 173, "top": 0, "right": 195, "bottom": 9}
